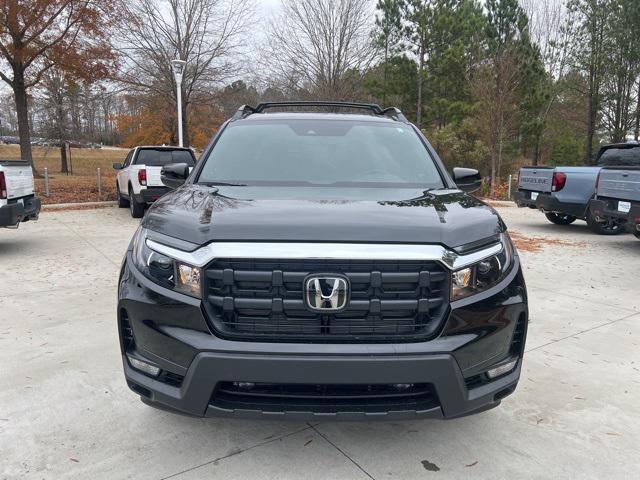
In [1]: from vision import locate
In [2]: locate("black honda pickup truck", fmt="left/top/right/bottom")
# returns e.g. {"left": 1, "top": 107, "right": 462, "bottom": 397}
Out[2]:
{"left": 117, "top": 101, "right": 528, "bottom": 421}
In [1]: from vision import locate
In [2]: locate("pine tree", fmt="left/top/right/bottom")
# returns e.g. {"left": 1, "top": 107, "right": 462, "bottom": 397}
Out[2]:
{"left": 375, "top": 0, "right": 404, "bottom": 105}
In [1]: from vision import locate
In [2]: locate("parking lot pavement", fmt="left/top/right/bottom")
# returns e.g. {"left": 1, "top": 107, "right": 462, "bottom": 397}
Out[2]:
{"left": 1, "top": 205, "right": 639, "bottom": 479}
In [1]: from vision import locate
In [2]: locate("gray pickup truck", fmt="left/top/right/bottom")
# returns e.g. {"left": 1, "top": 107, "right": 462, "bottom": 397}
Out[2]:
{"left": 515, "top": 143, "right": 640, "bottom": 234}
{"left": 589, "top": 166, "right": 640, "bottom": 240}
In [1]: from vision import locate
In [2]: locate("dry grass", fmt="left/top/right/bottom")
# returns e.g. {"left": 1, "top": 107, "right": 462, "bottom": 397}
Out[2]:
{"left": 1, "top": 144, "right": 127, "bottom": 204}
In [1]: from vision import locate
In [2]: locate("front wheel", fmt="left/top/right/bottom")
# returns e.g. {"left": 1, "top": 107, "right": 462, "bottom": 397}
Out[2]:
{"left": 634, "top": 229, "right": 640, "bottom": 240}
{"left": 586, "top": 211, "right": 626, "bottom": 235}
{"left": 545, "top": 212, "right": 577, "bottom": 225}
{"left": 129, "top": 188, "right": 145, "bottom": 218}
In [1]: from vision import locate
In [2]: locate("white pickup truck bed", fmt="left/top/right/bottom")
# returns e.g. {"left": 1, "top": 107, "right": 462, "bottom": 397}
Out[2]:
{"left": 0, "top": 160, "right": 42, "bottom": 227}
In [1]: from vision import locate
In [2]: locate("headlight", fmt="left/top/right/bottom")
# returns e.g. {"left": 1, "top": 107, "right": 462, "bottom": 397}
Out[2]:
{"left": 131, "top": 227, "right": 202, "bottom": 298}
{"left": 451, "top": 233, "right": 514, "bottom": 301}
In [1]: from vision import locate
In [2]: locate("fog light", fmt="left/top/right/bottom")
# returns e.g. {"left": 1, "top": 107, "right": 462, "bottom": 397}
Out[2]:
{"left": 127, "top": 354, "right": 161, "bottom": 376}
{"left": 392, "top": 383, "right": 413, "bottom": 390}
{"left": 233, "top": 382, "right": 255, "bottom": 390}
{"left": 486, "top": 359, "right": 518, "bottom": 379}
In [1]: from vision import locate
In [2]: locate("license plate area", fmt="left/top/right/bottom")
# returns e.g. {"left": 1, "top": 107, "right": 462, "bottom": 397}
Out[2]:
{"left": 618, "top": 201, "right": 631, "bottom": 213}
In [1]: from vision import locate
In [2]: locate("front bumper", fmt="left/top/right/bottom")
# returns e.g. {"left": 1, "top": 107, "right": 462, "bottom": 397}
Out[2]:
{"left": 124, "top": 351, "right": 522, "bottom": 421}
{"left": 0, "top": 196, "right": 41, "bottom": 227}
{"left": 589, "top": 198, "right": 640, "bottom": 231}
{"left": 118, "top": 252, "right": 528, "bottom": 420}
{"left": 515, "top": 191, "right": 586, "bottom": 218}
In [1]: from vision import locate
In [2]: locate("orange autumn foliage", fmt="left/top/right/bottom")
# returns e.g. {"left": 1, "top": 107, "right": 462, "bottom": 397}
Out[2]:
{"left": 116, "top": 102, "right": 226, "bottom": 149}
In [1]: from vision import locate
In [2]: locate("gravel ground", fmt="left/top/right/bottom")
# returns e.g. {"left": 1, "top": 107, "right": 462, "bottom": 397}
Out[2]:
{"left": 0, "top": 204, "right": 639, "bottom": 480}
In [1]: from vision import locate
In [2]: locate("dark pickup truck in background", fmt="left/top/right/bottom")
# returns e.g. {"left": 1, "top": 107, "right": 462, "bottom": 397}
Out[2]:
{"left": 589, "top": 166, "right": 640, "bottom": 240}
{"left": 515, "top": 142, "right": 640, "bottom": 235}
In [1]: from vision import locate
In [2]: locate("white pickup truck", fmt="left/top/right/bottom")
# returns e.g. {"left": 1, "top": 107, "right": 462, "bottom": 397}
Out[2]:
{"left": 0, "top": 160, "right": 41, "bottom": 228}
{"left": 113, "top": 146, "right": 196, "bottom": 218}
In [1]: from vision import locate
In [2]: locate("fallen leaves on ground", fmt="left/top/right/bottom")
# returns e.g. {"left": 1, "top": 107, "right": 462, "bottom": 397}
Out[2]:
{"left": 508, "top": 230, "right": 586, "bottom": 253}
{"left": 35, "top": 174, "right": 117, "bottom": 205}
{"left": 44, "top": 204, "right": 117, "bottom": 212}
{"left": 484, "top": 200, "right": 514, "bottom": 208}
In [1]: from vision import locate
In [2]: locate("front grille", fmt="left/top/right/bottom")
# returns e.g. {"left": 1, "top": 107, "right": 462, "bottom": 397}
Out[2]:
{"left": 203, "top": 258, "right": 449, "bottom": 342}
{"left": 211, "top": 382, "right": 439, "bottom": 413}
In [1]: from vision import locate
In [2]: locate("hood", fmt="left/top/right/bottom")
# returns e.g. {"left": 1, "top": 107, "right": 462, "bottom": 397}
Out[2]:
{"left": 143, "top": 184, "right": 505, "bottom": 249}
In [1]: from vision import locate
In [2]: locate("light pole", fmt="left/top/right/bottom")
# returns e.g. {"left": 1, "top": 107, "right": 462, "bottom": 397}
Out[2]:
{"left": 171, "top": 59, "right": 186, "bottom": 147}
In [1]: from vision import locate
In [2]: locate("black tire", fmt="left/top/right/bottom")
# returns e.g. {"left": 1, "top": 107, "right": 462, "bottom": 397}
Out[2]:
{"left": 634, "top": 229, "right": 640, "bottom": 240}
{"left": 117, "top": 182, "right": 129, "bottom": 208}
{"left": 545, "top": 212, "right": 577, "bottom": 225}
{"left": 586, "top": 210, "right": 626, "bottom": 235}
{"left": 129, "top": 187, "right": 145, "bottom": 218}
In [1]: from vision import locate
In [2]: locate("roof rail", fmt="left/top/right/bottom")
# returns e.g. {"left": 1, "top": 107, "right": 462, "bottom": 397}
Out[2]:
{"left": 230, "top": 101, "right": 409, "bottom": 123}
{"left": 231, "top": 104, "right": 257, "bottom": 120}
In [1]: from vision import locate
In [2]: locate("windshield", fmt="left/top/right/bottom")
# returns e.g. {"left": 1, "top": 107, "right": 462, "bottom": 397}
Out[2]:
{"left": 136, "top": 149, "right": 195, "bottom": 167}
{"left": 597, "top": 146, "right": 640, "bottom": 166}
{"left": 197, "top": 119, "right": 445, "bottom": 188}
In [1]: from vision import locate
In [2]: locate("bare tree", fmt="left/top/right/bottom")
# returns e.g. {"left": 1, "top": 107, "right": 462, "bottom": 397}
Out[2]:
{"left": 473, "top": 51, "right": 521, "bottom": 195}
{"left": 600, "top": 0, "right": 640, "bottom": 143}
{"left": 521, "top": 0, "right": 576, "bottom": 164}
{"left": 40, "top": 70, "right": 71, "bottom": 172}
{"left": 265, "top": 0, "right": 376, "bottom": 100}
{"left": 117, "top": 0, "right": 254, "bottom": 146}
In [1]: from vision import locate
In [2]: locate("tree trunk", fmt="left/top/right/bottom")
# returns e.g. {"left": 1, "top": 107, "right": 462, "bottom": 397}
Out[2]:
{"left": 57, "top": 100, "right": 69, "bottom": 174}
{"left": 533, "top": 132, "right": 541, "bottom": 167}
{"left": 382, "top": 39, "right": 388, "bottom": 106}
{"left": 490, "top": 148, "right": 497, "bottom": 198}
{"left": 416, "top": 45, "right": 424, "bottom": 128}
{"left": 60, "top": 144, "right": 69, "bottom": 174}
{"left": 635, "top": 81, "right": 640, "bottom": 141}
{"left": 586, "top": 90, "right": 596, "bottom": 165}
{"left": 497, "top": 118, "right": 504, "bottom": 189}
{"left": 12, "top": 68, "right": 36, "bottom": 174}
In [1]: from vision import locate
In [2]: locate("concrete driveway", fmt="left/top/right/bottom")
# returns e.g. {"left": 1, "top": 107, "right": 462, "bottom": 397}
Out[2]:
{"left": 1, "top": 205, "right": 639, "bottom": 479}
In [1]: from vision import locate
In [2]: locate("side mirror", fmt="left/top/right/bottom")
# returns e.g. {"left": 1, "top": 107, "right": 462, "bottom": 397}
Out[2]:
{"left": 453, "top": 167, "right": 482, "bottom": 193}
{"left": 112, "top": 162, "right": 123, "bottom": 170}
{"left": 161, "top": 162, "right": 190, "bottom": 189}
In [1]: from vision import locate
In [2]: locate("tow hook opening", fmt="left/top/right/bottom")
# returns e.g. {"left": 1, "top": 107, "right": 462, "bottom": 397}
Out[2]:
{"left": 128, "top": 381, "right": 152, "bottom": 399}
{"left": 494, "top": 386, "right": 515, "bottom": 402}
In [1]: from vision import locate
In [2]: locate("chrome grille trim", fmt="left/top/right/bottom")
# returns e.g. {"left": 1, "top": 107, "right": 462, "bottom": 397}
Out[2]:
{"left": 145, "top": 239, "right": 503, "bottom": 271}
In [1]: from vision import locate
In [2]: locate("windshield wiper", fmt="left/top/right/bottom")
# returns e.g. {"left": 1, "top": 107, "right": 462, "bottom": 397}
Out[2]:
{"left": 200, "top": 181, "right": 248, "bottom": 187}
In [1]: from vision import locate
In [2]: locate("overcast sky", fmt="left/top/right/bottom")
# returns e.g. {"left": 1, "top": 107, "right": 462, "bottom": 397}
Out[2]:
{"left": 257, "top": 0, "right": 280, "bottom": 15}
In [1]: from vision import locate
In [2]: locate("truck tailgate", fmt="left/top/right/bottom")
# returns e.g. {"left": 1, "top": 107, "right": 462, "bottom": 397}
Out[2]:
{"left": 145, "top": 166, "right": 164, "bottom": 187}
{"left": 0, "top": 161, "right": 35, "bottom": 199}
{"left": 597, "top": 167, "right": 640, "bottom": 202}
{"left": 518, "top": 167, "right": 554, "bottom": 193}
{"left": 145, "top": 166, "right": 193, "bottom": 187}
